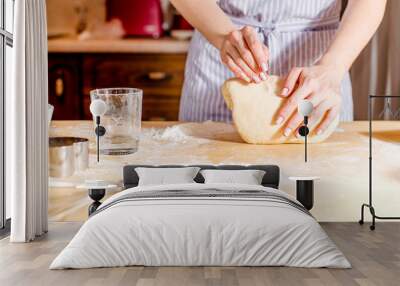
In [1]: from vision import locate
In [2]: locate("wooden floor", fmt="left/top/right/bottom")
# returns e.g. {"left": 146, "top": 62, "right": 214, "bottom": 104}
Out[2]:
{"left": 0, "top": 222, "right": 399, "bottom": 286}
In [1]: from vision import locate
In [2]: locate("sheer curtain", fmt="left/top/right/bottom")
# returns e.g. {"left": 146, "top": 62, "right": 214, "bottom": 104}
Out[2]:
{"left": 351, "top": 0, "right": 400, "bottom": 119}
{"left": 8, "top": 0, "right": 48, "bottom": 242}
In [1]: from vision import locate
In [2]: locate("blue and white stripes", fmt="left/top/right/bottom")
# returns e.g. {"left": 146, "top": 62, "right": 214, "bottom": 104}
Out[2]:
{"left": 179, "top": 0, "right": 353, "bottom": 122}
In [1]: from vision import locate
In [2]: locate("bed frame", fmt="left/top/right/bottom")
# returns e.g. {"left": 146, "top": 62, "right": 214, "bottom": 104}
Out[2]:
{"left": 123, "top": 165, "right": 280, "bottom": 189}
{"left": 86, "top": 165, "right": 280, "bottom": 216}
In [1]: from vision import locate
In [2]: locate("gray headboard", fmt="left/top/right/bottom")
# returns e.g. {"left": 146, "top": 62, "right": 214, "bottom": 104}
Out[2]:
{"left": 123, "top": 165, "right": 280, "bottom": 189}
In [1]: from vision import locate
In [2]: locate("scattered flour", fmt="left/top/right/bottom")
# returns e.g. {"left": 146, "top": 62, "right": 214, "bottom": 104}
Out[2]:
{"left": 143, "top": 125, "right": 197, "bottom": 143}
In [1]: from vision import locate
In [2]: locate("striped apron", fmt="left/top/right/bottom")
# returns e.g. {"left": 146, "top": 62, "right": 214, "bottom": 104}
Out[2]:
{"left": 179, "top": 0, "right": 353, "bottom": 123}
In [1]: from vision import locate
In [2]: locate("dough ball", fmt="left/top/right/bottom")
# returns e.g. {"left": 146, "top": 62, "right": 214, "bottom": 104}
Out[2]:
{"left": 221, "top": 76, "right": 339, "bottom": 144}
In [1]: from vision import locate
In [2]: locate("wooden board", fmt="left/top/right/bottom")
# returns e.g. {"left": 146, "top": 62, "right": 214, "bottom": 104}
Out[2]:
{"left": 49, "top": 120, "right": 400, "bottom": 222}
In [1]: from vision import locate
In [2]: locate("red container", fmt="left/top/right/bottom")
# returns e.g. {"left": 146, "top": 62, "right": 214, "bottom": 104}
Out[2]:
{"left": 172, "top": 15, "right": 193, "bottom": 30}
{"left": 106, "top": 0, "right": 163, "bottom": 38}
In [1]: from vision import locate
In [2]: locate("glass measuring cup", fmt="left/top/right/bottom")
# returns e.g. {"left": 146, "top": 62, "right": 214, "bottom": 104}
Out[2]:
{"left": 90, "top": 88, "right": 142, "bottom": 155}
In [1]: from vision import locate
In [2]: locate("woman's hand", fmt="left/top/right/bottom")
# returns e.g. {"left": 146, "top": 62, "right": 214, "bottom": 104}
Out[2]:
{"left": 220, "top": 26, "right": 269, "bottom": 83}
{"left": 275, "top": 64, "right": 346, "bottom": 137}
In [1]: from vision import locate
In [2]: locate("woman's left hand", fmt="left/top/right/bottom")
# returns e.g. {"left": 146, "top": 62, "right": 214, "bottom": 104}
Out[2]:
{"left": 275, "top": 64, "right": 346, "bottom": 137}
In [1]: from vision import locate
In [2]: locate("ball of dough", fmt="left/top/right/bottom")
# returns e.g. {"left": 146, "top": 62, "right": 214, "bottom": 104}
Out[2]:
{"left": 221, "top": 76, "right": 339, "bottom": 144}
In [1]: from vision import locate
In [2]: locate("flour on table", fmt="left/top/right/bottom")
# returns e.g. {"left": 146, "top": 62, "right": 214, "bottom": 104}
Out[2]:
{"left": 143, "top": 125, "right": 210, "bottom": 143}
{"left": 151, "top": 125, "right": 190, "bottom": 142}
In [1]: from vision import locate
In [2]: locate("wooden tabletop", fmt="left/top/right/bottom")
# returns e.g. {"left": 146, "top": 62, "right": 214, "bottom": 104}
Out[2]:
{"left": 48, "top": 37, "right": 190, "bottom": 54}
{"left": 48, "top": 120, "right": 400, "bottom": 222}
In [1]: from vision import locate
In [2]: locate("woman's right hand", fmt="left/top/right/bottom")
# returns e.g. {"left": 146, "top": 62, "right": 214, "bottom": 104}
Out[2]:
{"left": 220, "top": 26, "right": 270, "bottom": 83}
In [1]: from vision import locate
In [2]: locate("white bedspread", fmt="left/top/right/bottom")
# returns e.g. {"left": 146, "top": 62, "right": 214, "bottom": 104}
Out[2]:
{"left": 50, "top": 183, "right": 350, "bottom": 269}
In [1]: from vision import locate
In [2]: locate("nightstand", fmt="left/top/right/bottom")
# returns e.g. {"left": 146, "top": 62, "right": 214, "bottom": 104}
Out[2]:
{"left": 288, "top": 177, "right": 320, "bottom": 210}
{"left": 77, "top": 181, "right": 117, "bottom": 216}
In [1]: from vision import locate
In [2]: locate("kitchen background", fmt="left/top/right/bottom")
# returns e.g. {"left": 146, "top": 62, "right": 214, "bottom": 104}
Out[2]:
{"left": 46, "top": 0, "right": 400, "bottom": 122}
{"left": 47, "top": 0, "right": 191, "bottom": 121}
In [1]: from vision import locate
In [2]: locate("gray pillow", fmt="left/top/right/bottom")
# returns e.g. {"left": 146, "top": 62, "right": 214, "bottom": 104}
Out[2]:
{"left": 135, "top": 167, "right": 201, "bottom": 186}
{"left": 200, "top": 169, "right": 266, "bottom": 185}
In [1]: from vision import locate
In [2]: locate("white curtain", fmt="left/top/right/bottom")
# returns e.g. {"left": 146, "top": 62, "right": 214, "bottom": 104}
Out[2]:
{"left": 8, "top": 0, "right": 48, "bottom": 242}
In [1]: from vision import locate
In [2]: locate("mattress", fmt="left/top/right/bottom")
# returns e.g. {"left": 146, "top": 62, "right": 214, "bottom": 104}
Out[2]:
{"left": 50, "top": 183, "right": 350, "bottom": 269}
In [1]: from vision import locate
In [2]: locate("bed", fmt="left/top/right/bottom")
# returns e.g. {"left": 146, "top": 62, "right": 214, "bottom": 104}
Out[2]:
{"left": 50, "top": 165, "right": 350, "bottom": 269}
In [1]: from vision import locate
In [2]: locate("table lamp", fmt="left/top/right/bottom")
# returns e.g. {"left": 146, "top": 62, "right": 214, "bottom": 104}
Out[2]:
{"left": 90, "top": 99, "right": 107, "bottom": 162}
{"left": 77, "top": 180, "right": 117, "bottom": 216}
{"left": 298, "top": 100, "right": 313, "bottom": 162}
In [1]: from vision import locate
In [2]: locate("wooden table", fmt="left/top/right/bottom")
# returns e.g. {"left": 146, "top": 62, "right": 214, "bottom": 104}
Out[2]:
{"left": 49, "top": 120, "right": 400, "bottom": 222}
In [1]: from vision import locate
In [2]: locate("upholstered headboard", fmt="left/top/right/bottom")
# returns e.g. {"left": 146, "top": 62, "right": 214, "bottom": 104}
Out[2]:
{"left": 123, "top": 165, "right": 280, "bottom": 189}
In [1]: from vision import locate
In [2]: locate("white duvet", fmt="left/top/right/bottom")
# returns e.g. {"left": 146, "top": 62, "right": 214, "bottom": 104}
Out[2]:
{"left": 50, "top": 183, "right": 350, "bottom": 269}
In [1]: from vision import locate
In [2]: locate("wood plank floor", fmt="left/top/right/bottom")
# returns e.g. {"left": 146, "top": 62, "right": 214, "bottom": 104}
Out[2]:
{"left": 0, "top": 222, "right": 399, "bottom": 286}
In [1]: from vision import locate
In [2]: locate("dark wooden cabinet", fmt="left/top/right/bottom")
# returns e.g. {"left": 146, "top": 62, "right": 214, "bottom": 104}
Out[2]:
{"left": 48, "top": 54, "right": 83, "bottom": 120}
{"left": 48, "top": 52, "right": 186, "bottom": 121}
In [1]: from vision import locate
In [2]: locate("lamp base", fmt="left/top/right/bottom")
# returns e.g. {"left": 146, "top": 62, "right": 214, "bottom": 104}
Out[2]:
{"left": 88, "top": 188, "right": 106, "bottom": 216}
{"left": 298, "top": 126, "right": 309, "bottom": 136}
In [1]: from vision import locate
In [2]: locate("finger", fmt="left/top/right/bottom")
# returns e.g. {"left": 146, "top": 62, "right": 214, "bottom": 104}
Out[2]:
{"left": 229, "top": 29, "right": 259, "bottom": 74}
{"left": 315, "top": 106, "right": 340, "bottom": 135}
{"left": 281, "top": 68, "right": 302, "bottom": 97}
{"left": 283, "top": 113, "right": 304, "bottom": 137}
{"left": 236, "top": 58, "right": 262, "bottom": 83}
{"left": 223, "top": 54, "right": 251, "bottom": 82}
{"left": 262, "top": 46, "right": 270, "bottom": 73}
{"left": 306, "top": 99, "right": 330, "bottom": 130}
{"left": 225, "top": 42, "right": 261, "bottom": 83}
{"left": 242, "top": 26, "right": 269, "bottom": 75}
{"left": 275, "top": 83, "right": 313, "bottom": 125}
{"left": 307, "top": 92, "right": 325, "bottom": 108}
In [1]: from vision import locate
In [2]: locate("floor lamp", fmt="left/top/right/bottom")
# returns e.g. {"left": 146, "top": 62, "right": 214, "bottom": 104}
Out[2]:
{"left": 359, "top": 95, "right": 400, "bottom": 230}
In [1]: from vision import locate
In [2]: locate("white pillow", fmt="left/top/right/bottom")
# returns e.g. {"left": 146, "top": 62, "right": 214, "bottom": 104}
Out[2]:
{"left": 200, "top": 169, "right": 266, "bottom": 185}
{"left": 135, "top": 167, "right": 200, "bottom": 186}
